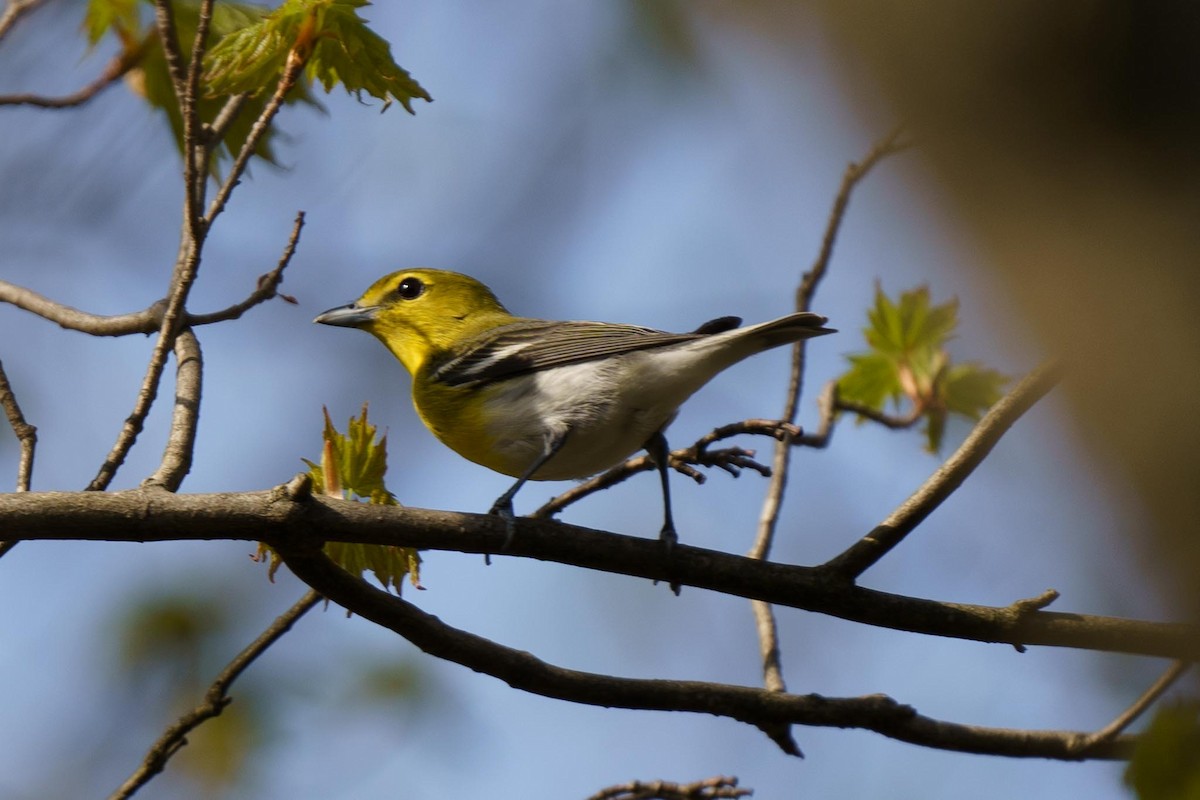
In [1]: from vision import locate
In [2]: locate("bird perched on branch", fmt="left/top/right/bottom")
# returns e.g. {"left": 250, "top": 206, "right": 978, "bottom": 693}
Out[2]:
{"left": 315, "top": 268, "right": 834, "bottom": 548}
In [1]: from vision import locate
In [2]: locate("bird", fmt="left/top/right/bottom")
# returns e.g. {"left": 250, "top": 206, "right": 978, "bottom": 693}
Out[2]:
{"left": 314, "top": 268, "right": 834, "bottom": 549}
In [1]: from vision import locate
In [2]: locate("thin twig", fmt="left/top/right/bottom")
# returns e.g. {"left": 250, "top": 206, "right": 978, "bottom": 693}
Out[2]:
{"left": 587, "top": 775, "right": 751, "bottom": 800}
{"left": 0, "top": 0, "right": 47, "bottom": 44}
{"left": 835, "top": 397, "right": 924, "bottom": 430}
{"left": 0, "top": 358, "right": 36, "bottom": 559}
{"left": 746, "top": 130, "right": 908, "bottom": 754}
{"left": 1069, "top": 660, "right": 1193, "bottom": 755}
{"left": 181, "top": 0, "right": 216, "bottom": 240}
{"left": 85, "top": 241, "right": 203, "bottom": 492}
{"left": 186, "top": 211, "right": 304, "bottom": 326}
{"left": 141, "top": 329, "right": 202, "bottom": 492}
{"left": 151, "top": 0, "right": 188, "bottom": 105}
{"left": 0, "top": 359, "right": 36, "bottom": 492}
{"left": 0, "top": 37, "right": 147, "bottom": 108}
{"left": 529, "top": 421, "right": 794, "bottom": 520}
{"left": 0, "top": 276, "right": 296, "bottom": 336}
{"left": 87, "top": 2, "right": 207, "bottom": 492}
{"left": 205, "top": 49, "right": 308, "bottom": 227}
{"left": 823, "top": 360, "right": 1062, "bottom": 579}
{"left": 109, "top": 590, "right": 322, "bottom": 800}
{"left": 753, "top": 127, "right": 909, "bottom": 560}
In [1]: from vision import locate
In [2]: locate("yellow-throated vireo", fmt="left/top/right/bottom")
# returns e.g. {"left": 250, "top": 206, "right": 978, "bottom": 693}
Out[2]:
{"left": 315, "top": 269, "right": 834, "bottom": 547}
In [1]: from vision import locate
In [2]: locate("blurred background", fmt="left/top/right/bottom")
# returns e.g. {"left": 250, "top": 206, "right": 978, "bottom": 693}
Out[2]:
{"left": 1, "top": 1, "right": 1197, "bottom": 798}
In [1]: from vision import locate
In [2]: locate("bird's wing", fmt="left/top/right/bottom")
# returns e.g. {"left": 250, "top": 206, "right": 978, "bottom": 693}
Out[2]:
{"left": 432, "top": 319, "right": 715, "bottom": 387}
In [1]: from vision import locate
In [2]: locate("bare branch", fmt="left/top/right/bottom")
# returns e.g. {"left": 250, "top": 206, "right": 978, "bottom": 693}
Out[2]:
{"left": 588, "top": 775, "right": 751, "bottom": 800}
{"left": 205, "top": 50, "right": 308, "bottom": 227}
{"left": 0, "top": 280, "right": 163, "bottom": 336}
{"left": 823, "top": 360, "right": 1063, "bottom": 580}
{"left": 834, "top": 397, "right": 924, "bottom": 430}
{"left": 0, "top": 274, "right": 297, "bottom": 336}
{"left": 2, "top": 489, "right": 1196, "bottom": 661}
{"left": 1069, "top": 660, "right": 1193, "bottom": 756}
{"left": 151, "top": 0, "right": 188, "bottom": 106}
{"left": 186, "top": 211, "right": 305, "bottom": 326}
{"left": 0, "top": 47, "right": 137, "bottom": 108}
{"left": 110, "top": 590, "right": 321, "bottom": 800}
{"left": 273, "top": 540, "right": 1136, "bottom": 760}
{"left": 0, "top": 0, "right": 47, "bottom": 45}
{"left": 0, "top": 359, "right": 36, "bottom": 492}
{"left": 531, "top": 421, "right": 793, "bottom": 519}
{"left": 141, "top": 329, "right": 202, "bottom": 492}
{"left": 754, "top": 128, "right": 909, "bottom": 560}
{"left": 745, "top": 130, "right": 907, "bottom": 754}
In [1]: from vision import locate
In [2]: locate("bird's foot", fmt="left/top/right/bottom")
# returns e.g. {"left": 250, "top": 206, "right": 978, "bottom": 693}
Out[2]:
{"left": 488, "top": 497, "right": 518, "bottom": 553}
{"left": 658, "top": 523, "right": 681, "bottom": 595}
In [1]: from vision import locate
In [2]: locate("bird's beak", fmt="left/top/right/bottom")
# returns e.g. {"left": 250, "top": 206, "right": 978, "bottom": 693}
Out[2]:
{"left": 313, "top": 303, "right": 380, "bottom": 328}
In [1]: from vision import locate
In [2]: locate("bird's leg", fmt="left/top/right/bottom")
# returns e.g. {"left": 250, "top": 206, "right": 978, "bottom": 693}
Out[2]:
{"left": 644, "top": 429, "right": 682, "bottom": 596}
{"left": 489, "top": 428, "right": 569, "bottom": 551}
{"left": 643, "top": 430, "right": 678, "bottom": 549}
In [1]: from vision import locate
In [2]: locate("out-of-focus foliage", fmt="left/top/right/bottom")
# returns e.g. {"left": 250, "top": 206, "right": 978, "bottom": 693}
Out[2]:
{"left": 257, "top": 405, "right": 421, "bottom": 593}
{"left": 837, "top": 285, "right": 1007, "bottom": 452}
{"left": 1126, "top": 703, "right": 1200, "bottom": 800}
{"left": 114, "top": 592, "right": 264, "bottom": 792}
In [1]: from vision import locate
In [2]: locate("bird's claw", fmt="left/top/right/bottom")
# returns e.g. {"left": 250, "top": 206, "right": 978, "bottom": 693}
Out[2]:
{"left": 488, "top": 498, "right": 518, "bottom": 551}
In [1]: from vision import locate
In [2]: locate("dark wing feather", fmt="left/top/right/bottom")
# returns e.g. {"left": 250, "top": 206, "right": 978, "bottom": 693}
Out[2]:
{"left": 433, "top": 320, "right": 703, "bottom": 387}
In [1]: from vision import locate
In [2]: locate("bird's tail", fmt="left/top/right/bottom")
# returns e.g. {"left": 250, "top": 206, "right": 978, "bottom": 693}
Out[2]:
{"left": 736, "top": 311, "right": 836, "bottom": 349}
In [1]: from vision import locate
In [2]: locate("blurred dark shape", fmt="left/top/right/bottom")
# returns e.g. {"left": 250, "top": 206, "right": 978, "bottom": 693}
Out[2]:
{"left": 695, "top": 1, "right": 1200, "bottom": 621}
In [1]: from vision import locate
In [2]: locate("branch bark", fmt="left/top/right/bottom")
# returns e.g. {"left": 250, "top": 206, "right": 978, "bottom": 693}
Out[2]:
{"left": 272, "top": 539, "right": 1135, "bottom": 760}
{"left": 1, "top": 488, "right": 1195, "bottom": 661}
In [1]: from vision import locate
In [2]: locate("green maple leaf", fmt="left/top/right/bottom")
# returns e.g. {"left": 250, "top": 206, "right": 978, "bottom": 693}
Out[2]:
{"left": 203, "top": 0, "right": 432, "bottom": 112}
{"left": 838, "top": 285, "right": 1008, "bottom": 452}
{"left": 258, "top": 404, "right": 420, "bottom": 593}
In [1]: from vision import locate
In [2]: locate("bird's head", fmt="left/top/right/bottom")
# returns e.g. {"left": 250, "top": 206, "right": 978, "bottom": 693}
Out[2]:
{"left": 315, "top": 268, "right": 513, "bottom": 375}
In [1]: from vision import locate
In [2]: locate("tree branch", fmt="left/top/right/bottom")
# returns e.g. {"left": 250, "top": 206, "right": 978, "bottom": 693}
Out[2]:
{"left": 587, "top": 775, "right": 751, "bottom": 800}
{"left": 0, "top": 0, "right": 47, "bottom": 44}
{"left": 747, "top": 129, "right": 908, "bottom": 754}
{"left": 1069, "top": 659, "right": 1192, "bottom": 756}
{"left": 272, "top": 539, "right": 1135, "bottom": 760}
{"left": 823, "top": 360, "right": 1063, "bottom": 579}
{"left": 109, "top": 590, "right": 322, "bottom": 800}
{"left": 1, "top": 488, "right": 1195, "bottom": 661}
{"left": 0, "top": 358, "right": 36, "bottom": 492}
{"left": 184, "top": 211, "right": 304, "bottom": 327}
{"left": 141, "top": 329, "right": 202, "bottom": 492}
{"left": 530, "top": 420, "right": 793, "bottom": 520}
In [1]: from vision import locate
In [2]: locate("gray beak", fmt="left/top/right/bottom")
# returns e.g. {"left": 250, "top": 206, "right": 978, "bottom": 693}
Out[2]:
{"left": 313, "top": 304, "right": 379, "bottom": 328}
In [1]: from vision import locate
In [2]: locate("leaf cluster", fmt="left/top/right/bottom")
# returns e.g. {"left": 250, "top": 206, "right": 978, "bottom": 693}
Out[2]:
{"left": 837, "top": 285, "right": 1008, "bottom": 452}
{"left": 82, "top": 0, "right": 430, "bottom": 172}
{"left": 258, "top": 405, "right": 420, "bottom": 593}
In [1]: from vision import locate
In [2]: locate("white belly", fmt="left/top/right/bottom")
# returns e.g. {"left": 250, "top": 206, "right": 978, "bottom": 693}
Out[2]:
{"left": 478, "top": 352, "right": 705, "bottom": 480}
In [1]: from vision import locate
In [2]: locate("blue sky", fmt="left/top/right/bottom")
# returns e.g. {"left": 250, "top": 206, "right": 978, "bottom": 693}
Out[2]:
{"left": 0, "top": 3, "right": 1173, "bottom": 798}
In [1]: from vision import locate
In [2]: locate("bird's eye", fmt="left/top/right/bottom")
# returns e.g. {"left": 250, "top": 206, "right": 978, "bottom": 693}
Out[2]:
{"left": 396, "top": 276, "right": 425, "bottom": 300}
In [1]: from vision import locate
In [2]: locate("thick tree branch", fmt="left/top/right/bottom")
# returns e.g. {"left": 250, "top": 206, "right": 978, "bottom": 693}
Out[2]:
{"left": 272, "top": 539, "right": 1135, "bottom": 760}
{"left": 1, "top": 488, "right": 1196, "bottom": 661}
{"left": 823, "top": 360, "right": 1063, "bottom": 579}
{"left": 110, "top": 590, "right": 321, "bottom": 800}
